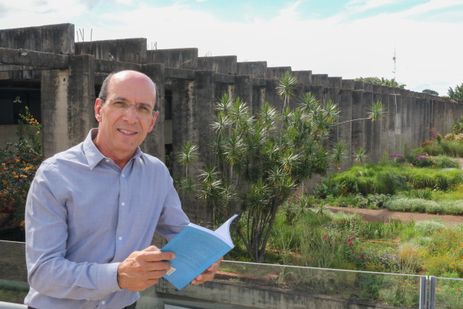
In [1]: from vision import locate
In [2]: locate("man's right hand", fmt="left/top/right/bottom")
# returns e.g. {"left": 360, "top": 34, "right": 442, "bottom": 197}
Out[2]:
{"left": 117, "top": 245, "right": 175, "bottom": 291}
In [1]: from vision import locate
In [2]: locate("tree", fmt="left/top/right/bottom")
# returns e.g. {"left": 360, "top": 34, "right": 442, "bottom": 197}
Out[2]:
{"left": 422, "top": 89, "right": 439, "bottom": 96}
{"left": 355, "top": 77, "right": 405, "bottom": 89}
{"left": 177, "top": 75, "right": 382, "bottom": 262}
{"left": 448, "top": 83, "right": 463, "bottom": 101}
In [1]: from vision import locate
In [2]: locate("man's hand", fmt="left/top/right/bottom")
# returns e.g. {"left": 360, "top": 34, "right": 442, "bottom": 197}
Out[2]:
{"left": 117, "top": 245, "right": 175, "bottom": 291}
{"left": 192, "top": 258, "right": 222, "bottom": 285}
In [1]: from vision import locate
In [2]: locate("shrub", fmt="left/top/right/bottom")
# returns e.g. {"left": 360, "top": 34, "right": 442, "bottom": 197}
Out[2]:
{"left": 386, "top": 198, "right": 438, "bottom": 213}
{"left": 0, "top": 109, "right": 42, "bottom": 229}
{"left": 432, "top": 156, "right": 459, "bottom": 168}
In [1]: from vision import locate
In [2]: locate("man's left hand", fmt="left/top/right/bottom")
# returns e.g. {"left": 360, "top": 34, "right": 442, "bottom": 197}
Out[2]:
{"left": 192, "top": 259, "right": 222, "bottom": 285}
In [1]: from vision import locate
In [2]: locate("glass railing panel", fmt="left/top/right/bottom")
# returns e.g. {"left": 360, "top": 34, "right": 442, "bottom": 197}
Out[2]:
{"left": 215, "top": 260, "right": 422, "bottom": 308}
{"left": 434, "top": 276, "right": 463, "bottom": 309}
{"left": 0, "top": 241, "right": 426, "bottom": 308}
{"left": 0, "top": 240, "right": 28, "bottom": 304}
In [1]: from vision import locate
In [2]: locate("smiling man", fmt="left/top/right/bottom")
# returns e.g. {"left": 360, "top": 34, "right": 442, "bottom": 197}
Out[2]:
{"left": 24, "top": 70, "right": 219, "bottom": 309}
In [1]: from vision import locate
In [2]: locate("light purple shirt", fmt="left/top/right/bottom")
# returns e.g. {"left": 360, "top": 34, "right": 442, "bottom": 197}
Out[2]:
{"left": 25, "top": 129, "right": 189, "bottom": 309}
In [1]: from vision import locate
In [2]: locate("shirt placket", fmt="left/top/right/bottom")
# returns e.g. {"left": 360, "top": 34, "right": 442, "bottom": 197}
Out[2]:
{"left": 115, "top": 161, "right": 132, "bottom": 252}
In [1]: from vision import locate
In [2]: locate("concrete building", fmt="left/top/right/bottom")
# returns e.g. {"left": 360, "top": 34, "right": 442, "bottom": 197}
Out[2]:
{"left": 1, "top": 23, "right": 462, "bottom": 220}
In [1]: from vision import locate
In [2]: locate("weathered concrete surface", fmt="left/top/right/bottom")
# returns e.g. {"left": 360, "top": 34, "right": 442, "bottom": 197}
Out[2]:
{"left": 0, "top": 23, "right": 74, "bottom": 54}
{"left": 0, "top": 47, "right": 68, "bottom": 69}
{"left": 197, "top": 56, "right": 238, "bottom": 75}
{"left": 75, "top": 38, "right": 147, "bottom": 63}
{"left": 237, "top": 61, "right": 267, "bottom": 79}
{"left": 147, "top": 48, "right": 198, "bottom": 69}
{"left": 40, "top": 70, "right": 70, "bottom": 157}
{"left": 149, "top": 279, "right": 401, "bottom": 309}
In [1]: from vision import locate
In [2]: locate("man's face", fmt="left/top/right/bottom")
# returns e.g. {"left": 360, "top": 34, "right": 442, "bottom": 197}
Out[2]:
{"left": 94, "top": 72, "right": 158, "bottom": 161}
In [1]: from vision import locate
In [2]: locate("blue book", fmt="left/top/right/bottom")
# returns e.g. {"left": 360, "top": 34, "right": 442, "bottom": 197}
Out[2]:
{"left": 161, "top": 214, "right": 238, "bottom": 290}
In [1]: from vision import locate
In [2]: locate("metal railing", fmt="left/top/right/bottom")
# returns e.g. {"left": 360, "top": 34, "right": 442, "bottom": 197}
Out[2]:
{"left": 0, "top": 240, "right": 460, "bottom": 309}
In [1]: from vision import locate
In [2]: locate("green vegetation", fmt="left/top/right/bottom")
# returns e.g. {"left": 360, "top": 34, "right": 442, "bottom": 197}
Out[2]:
{"left": 229, "top": 206, "right": 463, "bottom": 307}
{"left": 448, "top": 82, "right": 463, "bottom": 101}
{"left": 318, "top": 164, "right": 463, "bottom": 197}
{"left": 177, "top": 73, "right": 382, "bottom": 262}
{"left": 355, "top": 77, "right": 406, "bottom": 89}
{"left": 0, "top": 108, "right": 42, "bottom": 230}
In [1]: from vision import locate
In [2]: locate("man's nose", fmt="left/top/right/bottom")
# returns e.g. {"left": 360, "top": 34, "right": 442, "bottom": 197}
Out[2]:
{"left": 122, "top": 105, "right": 139, "bottom": 122}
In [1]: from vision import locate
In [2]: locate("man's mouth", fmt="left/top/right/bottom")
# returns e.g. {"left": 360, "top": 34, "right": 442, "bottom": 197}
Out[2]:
{"left": 117, "top": 128, "right": 138, "bottom": 136}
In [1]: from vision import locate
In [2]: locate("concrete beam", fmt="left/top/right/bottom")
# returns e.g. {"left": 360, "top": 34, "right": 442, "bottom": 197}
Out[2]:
{"left": 0, "top": 23, "right": 74, "bottom": 54}
{"left": 75, "top": 38, "right": 147, "bottom": 63}
{"left": 96, "top": 59, "right": 141, "bottom": 73}
{"left": 265, "top": 66, "right": 292, "bottom": 80}
{"left": 197, "top": 56, "right": 238, "bottom": 75}
{"left": 237, "top": 61, "right": 267, "bottom": 78}
{"left": 0, "top": 47, "right": 68, "bottom": 69}
{"left": 165, "top": 67, "right": 195, "bottom": 80}
{"left": 147, "top": 48, "right": 198, "bottom": 69}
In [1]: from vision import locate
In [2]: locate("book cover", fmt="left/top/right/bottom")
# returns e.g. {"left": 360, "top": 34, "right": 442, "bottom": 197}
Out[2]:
{"left": 161, "top": 214, "right": 238, "bottom": 290}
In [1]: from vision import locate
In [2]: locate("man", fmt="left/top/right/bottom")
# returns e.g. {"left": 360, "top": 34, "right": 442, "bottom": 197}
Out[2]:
{"left": 25, "top": 70, "right": 219, "bottom": 309}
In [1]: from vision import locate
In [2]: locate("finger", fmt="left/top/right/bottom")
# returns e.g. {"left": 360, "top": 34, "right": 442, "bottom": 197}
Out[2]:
{"left": 147, "top": 269, "right": 170, "bottom": 279}
{"left": 141, "top": 250, "right": 175, "bottom": 262}
{"left": 143, "top": 245, "right": 160, "bottom": 252}
{"left": 207, "top": 261, "right": 221, "bottom": 272}
{"left": 143, "top": 261, "right": 172, "bottom": 272}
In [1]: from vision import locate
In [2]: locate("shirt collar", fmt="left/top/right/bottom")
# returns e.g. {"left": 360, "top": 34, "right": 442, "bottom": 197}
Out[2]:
{"left": 82, "top": 129, "right": 144, "bottom": 170}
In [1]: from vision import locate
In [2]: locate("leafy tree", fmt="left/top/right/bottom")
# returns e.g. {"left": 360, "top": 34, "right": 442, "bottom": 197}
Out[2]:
{"left": 422, "top": 89, "right": 439, "bottom": 96}
{"left": 356, "top": 77, "right": 405, "bottom": 89}
{"left": 448, "top": 83, "right": 463, "bottom": 101}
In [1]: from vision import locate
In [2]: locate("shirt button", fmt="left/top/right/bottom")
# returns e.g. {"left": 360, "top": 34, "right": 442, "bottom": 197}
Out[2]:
{"left": 121, "top": 173, "right": 125, "bottom": 178}
{"left": 118, "top": 236, "right": 123, "bottom": 241}
{"left": 105, "top": 159, "right": 110, "bottom": 163}
{"left": 121, "top": 202, "right": 125, "bottom": 206}
{"left": 101, "top": 300, "right": 106, "bottom": 305}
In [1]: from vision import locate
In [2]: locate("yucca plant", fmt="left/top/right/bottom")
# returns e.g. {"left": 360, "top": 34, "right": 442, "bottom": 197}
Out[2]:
{"left": 177, "top": 73, "right": 384, "bottom": 262}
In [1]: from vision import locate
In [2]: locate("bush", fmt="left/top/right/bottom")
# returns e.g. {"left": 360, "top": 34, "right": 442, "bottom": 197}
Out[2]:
{"left": 386, "top": 197, "right": 463, "bottom": 215}
{"left": 320, "top": 164, "right": 463, "bottom": 198}
{"left": 0, "top": 109, "right": 42, "bottom": 229}
{"left": 421, "top": 139, "right": 463, "bottom": 157}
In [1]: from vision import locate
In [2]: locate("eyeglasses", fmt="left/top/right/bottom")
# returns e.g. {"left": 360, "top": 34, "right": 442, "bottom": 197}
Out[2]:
{"left": 106, "top": 99, "right": 155, "bottom": 117}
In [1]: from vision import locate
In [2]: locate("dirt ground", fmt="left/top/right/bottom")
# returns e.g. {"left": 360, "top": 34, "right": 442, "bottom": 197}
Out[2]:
{"left": 327, "top": 206, "right": 463, "bottom": 225}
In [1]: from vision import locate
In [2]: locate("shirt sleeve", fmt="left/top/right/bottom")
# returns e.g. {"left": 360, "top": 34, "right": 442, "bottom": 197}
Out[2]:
{"left": 25, "top": 163, "right": 121, "bottom": 300}
{"left": 155, "top": 175, "right": 190, "bottom": 241}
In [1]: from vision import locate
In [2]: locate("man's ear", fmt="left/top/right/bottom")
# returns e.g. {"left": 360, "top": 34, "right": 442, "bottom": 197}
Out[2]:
{"left": 148, "top": 111, "right": 159, "bottom": 133}
{"left": 95, "top": 98, "right": 103, "bottom": 122}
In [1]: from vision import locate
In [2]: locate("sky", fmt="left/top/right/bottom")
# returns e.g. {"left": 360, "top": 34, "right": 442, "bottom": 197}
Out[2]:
{"left": 0, "top": 0, "right": 462, "bottom": 96}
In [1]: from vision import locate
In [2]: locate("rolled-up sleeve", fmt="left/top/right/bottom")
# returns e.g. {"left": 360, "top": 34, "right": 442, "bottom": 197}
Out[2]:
{"left": 26, "top": 163, "right": 121, "bottom": 300}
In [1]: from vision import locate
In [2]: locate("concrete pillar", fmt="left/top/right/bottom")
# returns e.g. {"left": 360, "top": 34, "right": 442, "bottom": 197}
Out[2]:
{"left": 351, "top": 90, "right": 366, "bottom": 161}
{"left": 68, "top": 55, "right": 96, "bottom": 147}
{"left": 143, "top": 63, "right": 165, "bottom": 159}
{"left": 338, "top": 81, "right": 354, "bottom": 167}
{"left": 171, "top": 78, "right": 195, "bottom": 177}
{"left": 41, "top": 70, "right": 70, "bottom": 157}
{"left": 193, "top": 71, "right": 216, "bottom": 165}
{"left": 235, "top": 75, "right": 252, "bottom": 108}
{"left": 363, "top": 90, "right": 375, "bottom": 161}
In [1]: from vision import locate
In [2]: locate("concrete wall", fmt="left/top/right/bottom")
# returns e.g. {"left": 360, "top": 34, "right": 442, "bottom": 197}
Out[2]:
{"left": 75, "top": 38, "right": 147, "bottom": 63}
{"left": 146, "top": 279, "right": 400, "bottom": 309}
{"left": 0, "top": 23, "right": 74, "bottom": 54}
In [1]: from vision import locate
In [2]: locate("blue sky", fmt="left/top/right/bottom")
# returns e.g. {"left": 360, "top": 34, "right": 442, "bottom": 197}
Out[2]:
{"left": 1, "top": 0, "right": 462, "bottom": 95}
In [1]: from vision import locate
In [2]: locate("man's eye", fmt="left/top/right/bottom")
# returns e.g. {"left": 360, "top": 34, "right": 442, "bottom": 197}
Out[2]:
{"left": 138, "top": 105, "right": 151, "bottom": 113}
{"left": 113, "top": 101, "right": 127, "bottom": 108}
